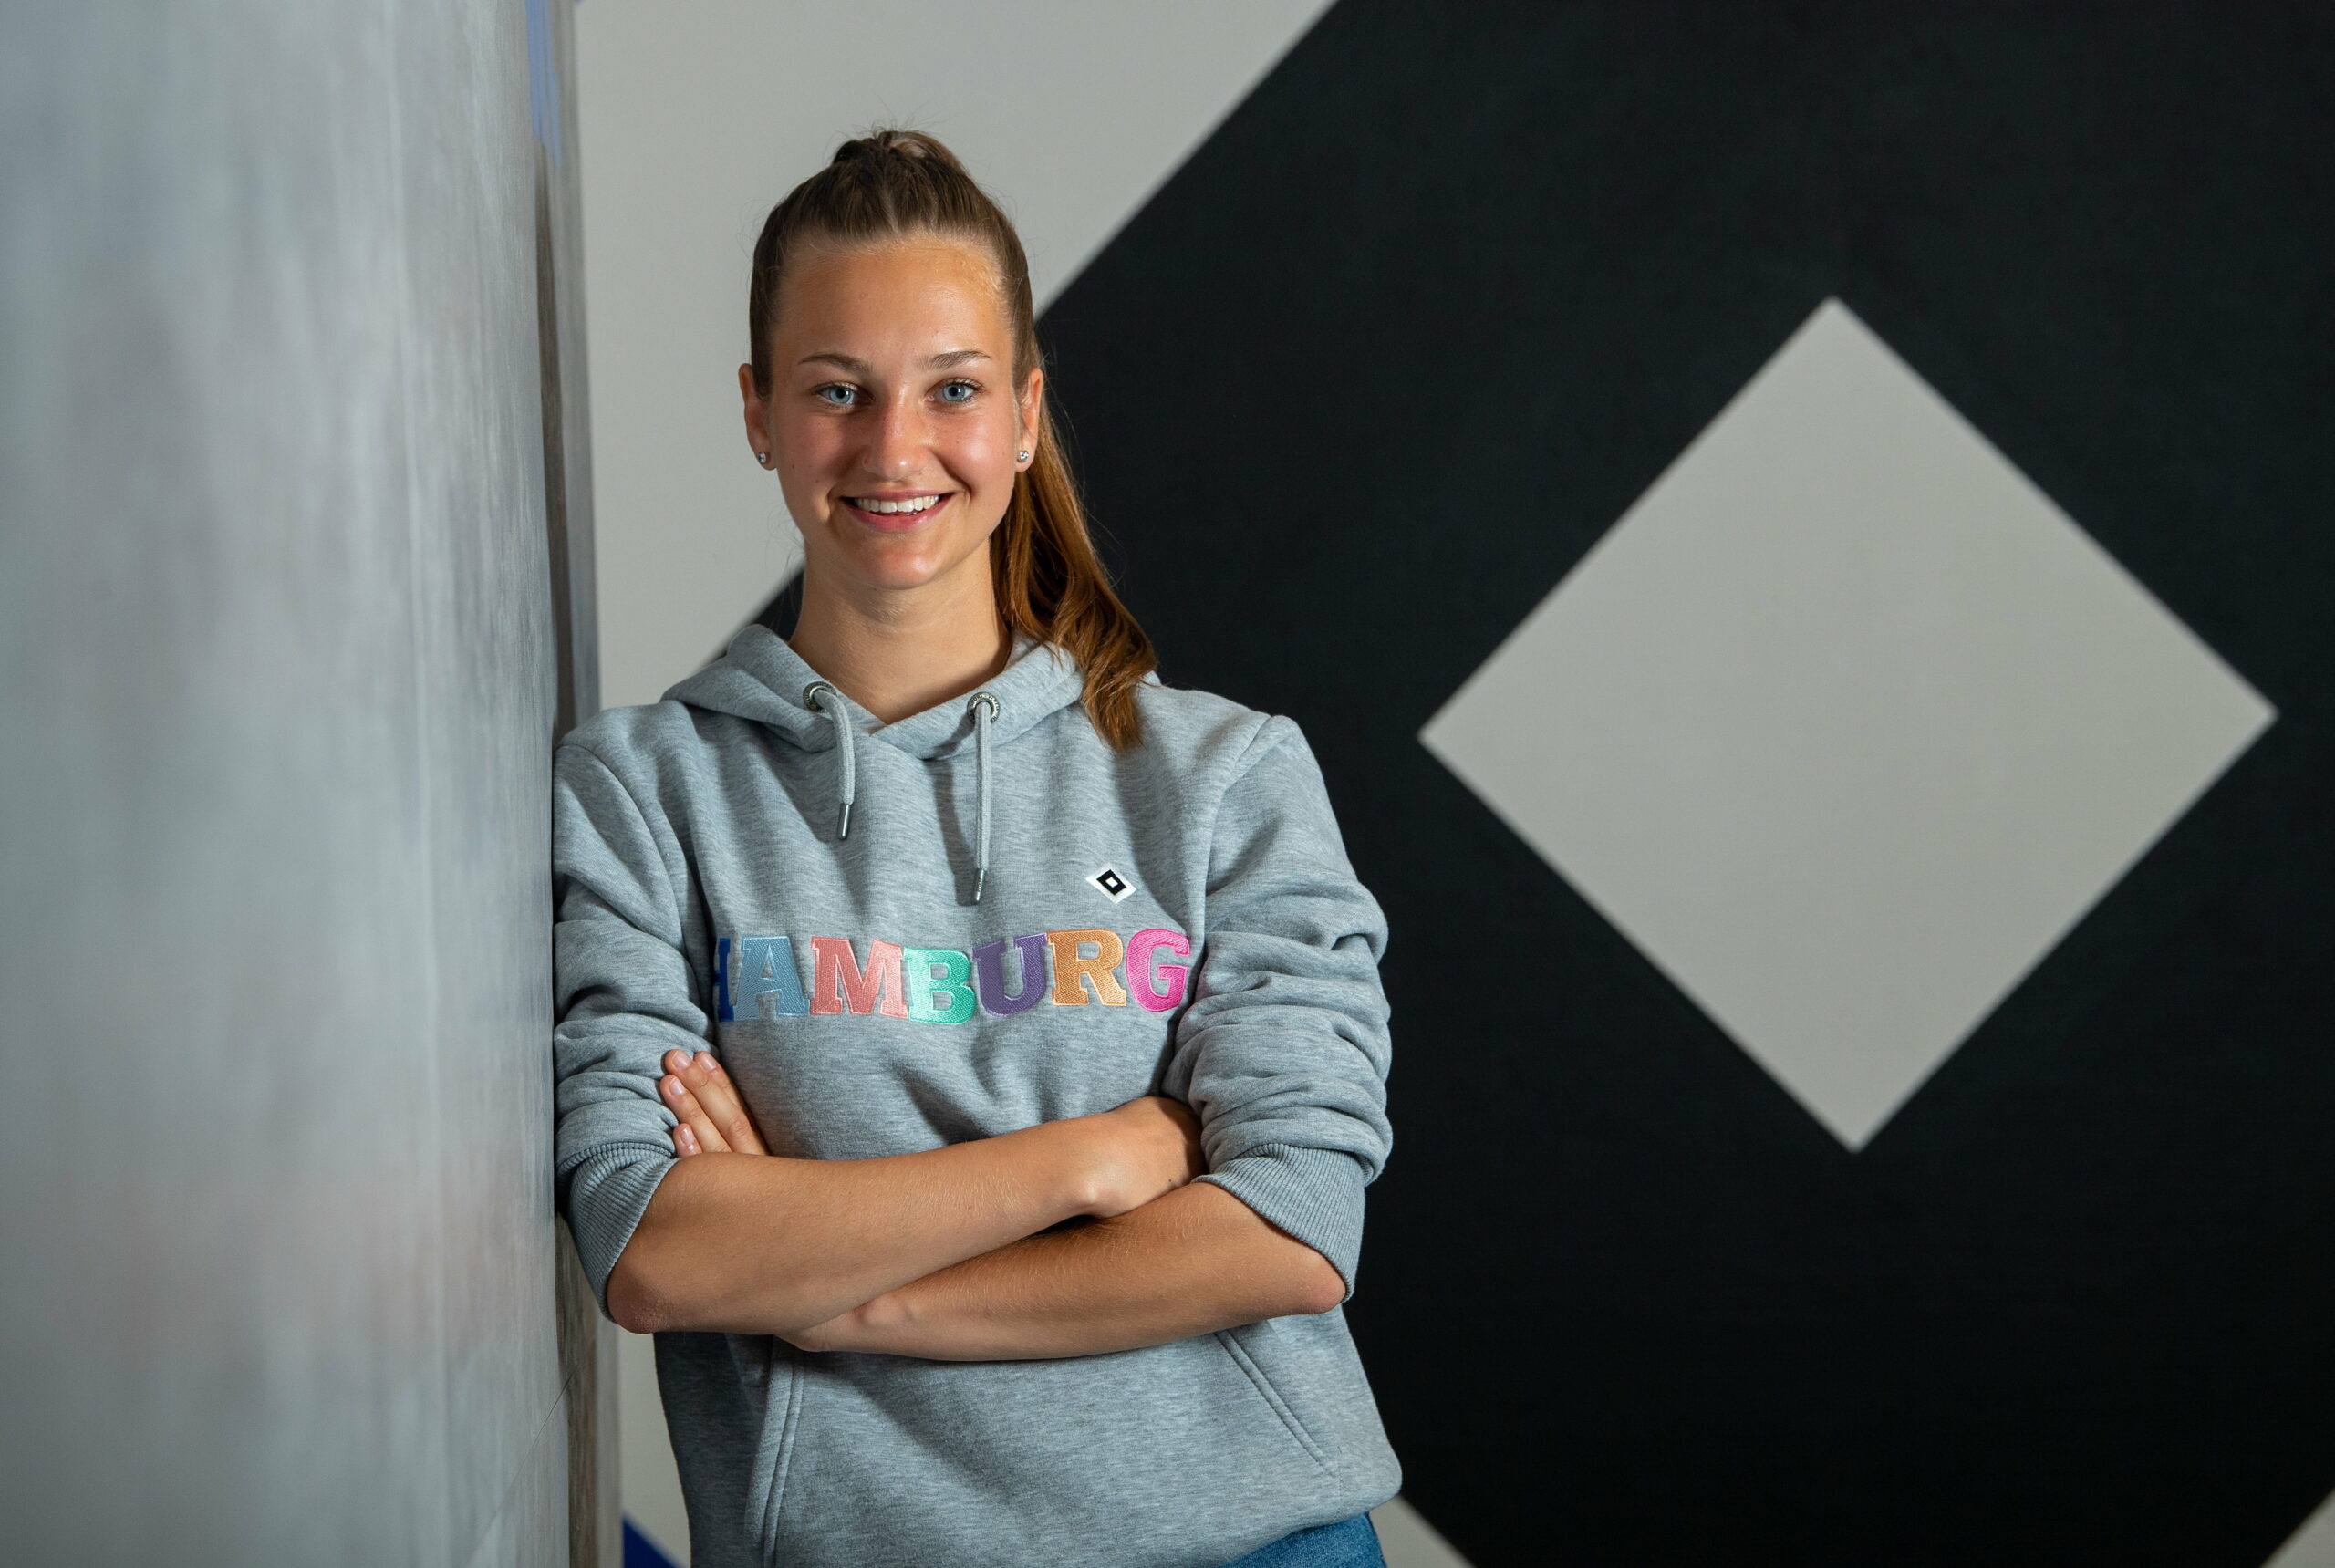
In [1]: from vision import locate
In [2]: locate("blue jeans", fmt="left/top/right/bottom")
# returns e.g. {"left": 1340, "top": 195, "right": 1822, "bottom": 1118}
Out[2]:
{"left": 1218, "top": 1512, "right": 1386, "bottom": 1568}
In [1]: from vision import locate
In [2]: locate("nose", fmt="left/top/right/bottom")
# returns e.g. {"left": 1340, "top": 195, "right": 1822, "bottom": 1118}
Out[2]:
{"left": 862, "top": 392, "right": 928, "bottom": 483}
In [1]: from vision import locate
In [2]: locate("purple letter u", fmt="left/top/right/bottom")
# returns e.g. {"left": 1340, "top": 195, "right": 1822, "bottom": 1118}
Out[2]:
{"left": 972, "top": 933, "right": 1048, "bottom": 1017}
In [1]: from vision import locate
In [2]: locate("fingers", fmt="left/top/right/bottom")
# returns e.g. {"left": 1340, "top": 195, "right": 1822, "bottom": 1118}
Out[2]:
{"left": 659, "top": 1049, "right": 768, "bottom": 1158}
{"left": 671, "top": 1048, "right": 770, "bottom": 1156}
{"left": 659, "top": 1056, "right": 731, "bottom": 1158}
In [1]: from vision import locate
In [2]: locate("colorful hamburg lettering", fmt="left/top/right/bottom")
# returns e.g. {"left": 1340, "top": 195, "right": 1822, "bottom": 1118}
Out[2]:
{"left": 716, "top": 927, "right": 1194, "bottom": 1026}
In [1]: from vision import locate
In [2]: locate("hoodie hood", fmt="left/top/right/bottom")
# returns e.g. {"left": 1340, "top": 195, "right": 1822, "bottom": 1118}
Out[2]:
{"left": 665, "top": 624, "right": 1088, "bottom": 900}
{"left": 664, "top": 623, "right": 1084, "bottom": 761}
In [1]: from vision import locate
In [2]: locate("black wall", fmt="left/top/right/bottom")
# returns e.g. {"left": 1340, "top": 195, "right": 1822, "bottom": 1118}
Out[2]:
{"left": 1036, "top": 4, "right": 2335, "bottom": 1564}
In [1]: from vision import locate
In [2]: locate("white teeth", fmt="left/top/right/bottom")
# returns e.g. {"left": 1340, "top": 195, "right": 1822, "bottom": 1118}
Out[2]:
{"left": 854, "top": 493, "right": 940, "bottom": 514}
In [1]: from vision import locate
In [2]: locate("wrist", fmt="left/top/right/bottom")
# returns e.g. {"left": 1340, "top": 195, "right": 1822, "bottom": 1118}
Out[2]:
{"left": 823, "top": 1286, "right": 912, "bottom": 1354}
{"left": 1036, "top": 1115, "right": 1116, "bottom": 1219}
{"left": 856, "top": 1285, "right": 912, "bottom": 1338}
{"left": 788, "top": 1290, "right": 900, "bottom": 1355}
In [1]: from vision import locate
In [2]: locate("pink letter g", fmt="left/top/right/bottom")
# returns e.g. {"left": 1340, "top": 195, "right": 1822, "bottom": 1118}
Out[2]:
{"left": 1126, "top": 928, "right": 1191, "bottom": 1014}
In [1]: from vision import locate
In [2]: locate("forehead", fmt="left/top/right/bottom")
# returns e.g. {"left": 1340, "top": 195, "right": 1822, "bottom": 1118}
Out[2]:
{"left": 772, "top": 234, "right": 1013, "bottom": 352}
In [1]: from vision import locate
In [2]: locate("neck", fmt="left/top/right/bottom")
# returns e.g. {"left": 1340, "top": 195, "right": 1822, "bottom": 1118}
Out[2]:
{"left": 786, "top": 552, "right": 1011, "bottom": 724}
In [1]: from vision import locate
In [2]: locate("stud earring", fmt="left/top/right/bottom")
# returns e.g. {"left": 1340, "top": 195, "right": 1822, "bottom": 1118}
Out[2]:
{"left": 1016, "top": 450, "right": 1030, "bottom": 463}
{"left": 756, "top": 452, "right": 771, "bottom": 466}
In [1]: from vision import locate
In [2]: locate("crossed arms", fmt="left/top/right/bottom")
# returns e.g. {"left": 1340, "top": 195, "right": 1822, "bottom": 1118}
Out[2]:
{"left": 605, "top": 1050, "right": 1344, "bottom": 1359}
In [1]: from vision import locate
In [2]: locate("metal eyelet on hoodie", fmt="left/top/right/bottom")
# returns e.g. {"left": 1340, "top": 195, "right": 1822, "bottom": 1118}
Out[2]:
{"left": 802, "top": 681, "right": 854, "bottom": 838}
{"left": 970, "top": 692, "right": 999, "bottom": 902}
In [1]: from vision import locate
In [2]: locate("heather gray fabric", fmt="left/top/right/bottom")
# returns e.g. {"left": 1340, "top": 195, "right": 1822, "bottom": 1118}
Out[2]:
{"left": 553, "top": 625, "right": 1400, "bottom": 1568}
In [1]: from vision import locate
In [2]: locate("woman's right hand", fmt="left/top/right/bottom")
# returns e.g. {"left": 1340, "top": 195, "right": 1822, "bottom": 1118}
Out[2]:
{"left": 1072, "top": 1096, "right": 1205, "bottom": 1218}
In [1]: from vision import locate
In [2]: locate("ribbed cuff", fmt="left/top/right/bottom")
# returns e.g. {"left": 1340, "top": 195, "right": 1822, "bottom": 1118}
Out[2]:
{"left": 561, "top": 1141, "right": 679, "bottom": 1316}
{"left": 1198, "top": 1144, "right": 1370, "bottom": 1299}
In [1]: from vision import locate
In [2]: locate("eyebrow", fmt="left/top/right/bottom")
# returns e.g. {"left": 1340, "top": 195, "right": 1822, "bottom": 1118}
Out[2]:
{"left": 796, "top": 348, "right": 993, "bottom": 373}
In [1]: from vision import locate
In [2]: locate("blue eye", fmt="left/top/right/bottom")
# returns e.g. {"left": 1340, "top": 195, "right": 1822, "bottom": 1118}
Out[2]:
{"left": 936, "top": 379, "right": 977, "bottom": 404}
{"left": 815, "top": 384, "right": 858, "bottom": 408}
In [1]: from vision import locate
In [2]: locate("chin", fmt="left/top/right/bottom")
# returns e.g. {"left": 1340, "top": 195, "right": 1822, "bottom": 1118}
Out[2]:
{"left": 819, "top": 543, "right": 966, "bottom": 595}
{"left": 814, "top": 520, "right": 995, "bottom": 594}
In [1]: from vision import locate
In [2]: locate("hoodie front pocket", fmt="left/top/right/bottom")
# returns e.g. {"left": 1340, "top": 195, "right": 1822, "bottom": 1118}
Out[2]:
{"left": 1212, "top": 1329, "right": 1335, "bottom": 1476}
{"left": 744, "top": 1336, "right": 806, "bottom": 1559}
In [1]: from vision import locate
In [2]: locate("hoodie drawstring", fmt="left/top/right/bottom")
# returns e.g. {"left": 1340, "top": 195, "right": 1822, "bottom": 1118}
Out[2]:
{"left": 804, "top": 680, "right": 997, "bottom": 899}
{"left": 802, "top": 681, "right": 855, "bottom": 838}
{"left": 970, "top": 692, "right": 998, "bottom": 903}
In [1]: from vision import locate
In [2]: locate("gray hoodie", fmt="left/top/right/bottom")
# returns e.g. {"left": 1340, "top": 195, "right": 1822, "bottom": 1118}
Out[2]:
{"left": 553, "top": 625, "right": 1400, "bottom": 1568}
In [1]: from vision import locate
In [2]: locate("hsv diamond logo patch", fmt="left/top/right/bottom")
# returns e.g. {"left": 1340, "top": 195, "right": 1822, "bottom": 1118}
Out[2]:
{"left": 1088, "top": 866, "right": 1135, "bottom": 903}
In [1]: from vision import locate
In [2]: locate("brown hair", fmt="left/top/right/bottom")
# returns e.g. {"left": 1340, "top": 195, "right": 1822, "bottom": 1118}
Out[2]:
{"left": 747, "top": 129, "right": 1156, "bottom": 749}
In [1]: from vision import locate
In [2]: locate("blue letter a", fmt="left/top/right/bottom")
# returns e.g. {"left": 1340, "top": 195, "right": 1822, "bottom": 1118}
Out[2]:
{"left": 717, "top": 935, "right": 809, "bottom": 1022}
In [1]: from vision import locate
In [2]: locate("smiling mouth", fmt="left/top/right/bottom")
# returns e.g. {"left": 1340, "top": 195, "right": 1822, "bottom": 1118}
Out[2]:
{"left": 840, "top": 492, "right": 951, "bottom": 528}
{"left": 847, "top": 492, "right": 943, "bottom": 514}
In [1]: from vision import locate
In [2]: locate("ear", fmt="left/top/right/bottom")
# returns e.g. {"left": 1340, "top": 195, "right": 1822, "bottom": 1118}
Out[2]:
{"left": 1017, "top": 365, "right": 1044, "bottom": 464}
{"left": 739, "top": 362, "right": 773, "bottom": 463}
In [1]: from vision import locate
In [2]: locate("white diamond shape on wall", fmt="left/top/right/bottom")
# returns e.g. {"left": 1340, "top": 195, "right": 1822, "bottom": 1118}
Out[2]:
{"left": 1421, "top": 300, "right": 2275, "bottom": 1148}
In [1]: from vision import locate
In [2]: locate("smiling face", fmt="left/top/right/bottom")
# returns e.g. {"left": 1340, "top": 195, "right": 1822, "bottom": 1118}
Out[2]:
{"left": 742, "top": 235, "right": 1040, "bottom": 601}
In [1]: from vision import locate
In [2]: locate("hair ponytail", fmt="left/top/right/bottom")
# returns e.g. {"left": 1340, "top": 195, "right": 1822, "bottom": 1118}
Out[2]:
{"left": 747, "top": 129, "right": 1156, "bottom": 748}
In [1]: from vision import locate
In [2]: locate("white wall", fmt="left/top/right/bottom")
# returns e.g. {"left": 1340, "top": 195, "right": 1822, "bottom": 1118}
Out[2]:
{"left": 0, "top": 2, "right": 583, "bottom": 1562}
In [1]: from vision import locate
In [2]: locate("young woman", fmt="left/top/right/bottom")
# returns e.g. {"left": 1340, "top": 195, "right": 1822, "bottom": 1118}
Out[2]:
{"left": 553, "top": 130, "right": 1398, "bottom": 1568}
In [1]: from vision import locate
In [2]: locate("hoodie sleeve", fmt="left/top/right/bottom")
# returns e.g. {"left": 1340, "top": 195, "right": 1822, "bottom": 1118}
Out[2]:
{"left": 1167, "top": 716, "right": 1393, "bottom": 1297}
{"left": 552, "top": 741, "right": 697, "bottom": 1314}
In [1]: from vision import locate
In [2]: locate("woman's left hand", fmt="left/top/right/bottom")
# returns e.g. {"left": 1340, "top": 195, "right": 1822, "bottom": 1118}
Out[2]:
{"left": 659, "top": 1049, "right": 769, "bottom": 1158}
